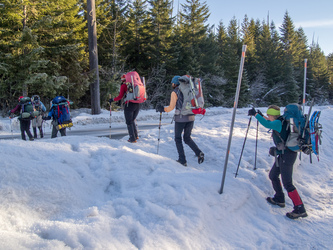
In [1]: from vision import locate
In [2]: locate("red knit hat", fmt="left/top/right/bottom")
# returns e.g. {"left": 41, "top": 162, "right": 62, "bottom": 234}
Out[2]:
{"left": 121, "top": 74, "right": 126, "bottom": 82}
{"left": 18, "top": 96, "right": 24, "bottom": 101}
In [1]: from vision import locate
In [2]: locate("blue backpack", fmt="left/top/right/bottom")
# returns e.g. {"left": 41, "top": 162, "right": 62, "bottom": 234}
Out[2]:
{"left": 52, "top": 96, "right": 72, "bottom": 127}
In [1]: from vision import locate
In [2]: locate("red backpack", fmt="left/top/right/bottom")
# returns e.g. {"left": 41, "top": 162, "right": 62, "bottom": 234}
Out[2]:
{"left": 123, "top": 71, "right": 147, "bottom": 103}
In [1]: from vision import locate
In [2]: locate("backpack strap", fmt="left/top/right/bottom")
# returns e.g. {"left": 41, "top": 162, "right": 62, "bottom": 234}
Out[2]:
{"left": 174, "top": 88, "right": 182, "bottom": 110}
{"left": 20, "top": 100, "right": 29, "bottom": 113}
{"left": 273, "top": 146, "right": 279, "bottom": 167}
{"left": 64, "top": 104, "right": 69, "bottom": 115}
{"left": 174, "top": 87, "right": 185, "bottom": 118}
{"left": 57, "top": 105, "right": 60, "bottom": 123}
{"left": 272, "top": 117, "right": 288, "bottom": 154}
{"left": 273, "top": 130, "right": 285, "bottom": 154}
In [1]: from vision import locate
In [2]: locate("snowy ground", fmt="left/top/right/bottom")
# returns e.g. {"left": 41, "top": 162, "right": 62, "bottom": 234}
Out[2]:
{"left": 0, "top": 105, "right": 332, "bottom": 249}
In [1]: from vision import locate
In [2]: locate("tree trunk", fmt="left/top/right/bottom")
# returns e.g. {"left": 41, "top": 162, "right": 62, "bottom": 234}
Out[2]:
{"left": 22, "top": 4, "right": 28, "bottom": 96}
{"left": 87, "top": 0, "right": 101, "bottom": 114}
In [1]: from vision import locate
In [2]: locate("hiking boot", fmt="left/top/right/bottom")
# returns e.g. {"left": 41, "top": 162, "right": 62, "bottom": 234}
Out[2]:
{"left": 266, "top": 197, "right": 285, "bottom": 208}
{"left": 39, "top": 127, "right": 43, "bottom": 138}
{"left": 286, "top": 205, "right": 308, "bottom": 219}
{"left": 29, "top": 138, "right": 34, "bottom": 141}
{"left": 176, "top": 160, "right": 187, "bottom": 167}
{"left": 198, "top": 152, "right": 204, "bottom": 164}
{"left": 127, "top": 139, "right": 137, "bottom": 143}
{"left": 33, "top": 128, "right": 37, "bottom": 139}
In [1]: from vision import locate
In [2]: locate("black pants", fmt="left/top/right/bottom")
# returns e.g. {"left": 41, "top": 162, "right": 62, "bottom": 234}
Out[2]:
{"left": 51, "top": 123, "right": 66, "bottom": 138}
{"left": 20, "top": 119, "right": 33, "bottom": 140}
{"left": 124, "top": 102, "right": 140, "bottom": 141}
{"left": 33, "top": 127, "right": 43, "bottom": 138}
{"left": 269, "top": 149, "right": 298, "bottom": 198}
{"left": 174, "top": 121, "right": 201, "bottom": 164}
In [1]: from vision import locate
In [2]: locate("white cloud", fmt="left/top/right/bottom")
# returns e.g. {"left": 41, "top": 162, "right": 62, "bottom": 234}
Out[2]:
{"left": 295, "top": 19, "right": 333, "bottom": 28}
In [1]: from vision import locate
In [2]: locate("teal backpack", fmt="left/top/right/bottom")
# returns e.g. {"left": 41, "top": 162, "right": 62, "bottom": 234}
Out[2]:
{"left": 278, "top": 103, "right": 322, "bottom": 159}
{"left": 19, "top": 97, "right": 39, "bottom": 120}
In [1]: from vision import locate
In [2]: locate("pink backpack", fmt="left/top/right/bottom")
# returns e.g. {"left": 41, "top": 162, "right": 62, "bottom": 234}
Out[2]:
{"left": 124, "top": 71, "right": 147, "bottom": 103}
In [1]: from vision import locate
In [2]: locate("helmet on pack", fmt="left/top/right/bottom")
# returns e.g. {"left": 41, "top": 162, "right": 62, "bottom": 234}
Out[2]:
{"left": 32, "top": 95, "right": 40, "bottom": 103}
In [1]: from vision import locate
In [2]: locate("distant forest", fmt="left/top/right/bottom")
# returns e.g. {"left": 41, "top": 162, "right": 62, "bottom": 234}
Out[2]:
{"left": 1, "top": 0, "right": 332, "bottom": 115}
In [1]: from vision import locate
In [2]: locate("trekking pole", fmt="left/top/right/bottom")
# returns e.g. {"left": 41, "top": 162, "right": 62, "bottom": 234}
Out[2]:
{"left": 42, "top": 116, "right": 47, "bottom": 137}
{"left": 109, "top": 94, "right": 112, "bottom": 139}
{"left": 300, "top": 59, "right": 308, "bottom": 160}
{"left": 9, "top": 115, "right": 14, "bottom": 139}
{"left": 303, "top": 99, "right": 314, "bottom": 139}
{"left": 302, "top": 59, "right": 307, "bottom": 113}
{"left": 235, "top": 116, "right": 252, "bottom": 177}
{"left": 304, "top": 99, "right": 314, "bottom": 163}
{"left": 220, "top": 45, "right": 247, "bottom": 194}
{"left": 157, "top": 112, "right": 162, "bottom": 154}
{"left": 254, "top": 119, "right": 259, "bottom": 170}
{"left": 40, "top": 119, "right": 43, "bottom": 138}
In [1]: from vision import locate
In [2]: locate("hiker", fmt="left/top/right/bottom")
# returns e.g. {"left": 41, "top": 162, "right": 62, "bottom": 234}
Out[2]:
{"left": 156, "top": 75, "right": 204, "bottom": 166}
{"left": 31, "top": 95, "right": 46, "bottom": 138}
{"left": 43, "top": 96, "right": 72, "bottom": 138}
{"left": 248, "top": 105, "right": 308, "bottom": 219}
{"left": 109, "top": 74, "right": 140, "bottom": 143}
{"left": 8, "top": 96, "right": 34, "bottom": 141}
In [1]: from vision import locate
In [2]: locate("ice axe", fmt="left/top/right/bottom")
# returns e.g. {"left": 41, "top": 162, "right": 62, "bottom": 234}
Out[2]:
{"left": 109, "top": 94, "right": 112, "bottom": 139}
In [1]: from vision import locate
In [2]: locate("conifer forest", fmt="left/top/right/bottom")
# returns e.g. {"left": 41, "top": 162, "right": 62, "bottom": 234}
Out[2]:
{"left": 1, "top": 0, "right": 332, "bottom": 114}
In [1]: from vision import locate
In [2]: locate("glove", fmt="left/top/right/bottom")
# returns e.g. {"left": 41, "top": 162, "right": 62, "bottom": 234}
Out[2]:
{"left": 269, "top": 147, "right": 277, "bottom": 156}
{"left": 109, "top": 98, "right": 114, "bottom": 103}
{"left": 248, "top": 107, "right": 257, "bottom": 116}
{"left": 257, "top": 109, "right": 263, "bottom": 116}
{"left": 156, "top": 105, "right": 165, "bottom": 113}
{"left": 43, "top": 116, "right": 51, "bottom": 121}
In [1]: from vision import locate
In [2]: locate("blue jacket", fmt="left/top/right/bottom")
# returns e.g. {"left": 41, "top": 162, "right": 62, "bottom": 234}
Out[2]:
{"left": 47, "top": 104, "right": 57, "bottom": 119}
{"left": 255, "top": 114, "right": 290, "bottom": 154}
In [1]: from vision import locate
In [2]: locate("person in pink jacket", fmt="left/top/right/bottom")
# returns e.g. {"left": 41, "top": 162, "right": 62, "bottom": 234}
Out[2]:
{"left": 9, "top": 96, "right": 34, "bottom": 141}
{"left": 109, "top": 74, "right": 140, "bottom": 143}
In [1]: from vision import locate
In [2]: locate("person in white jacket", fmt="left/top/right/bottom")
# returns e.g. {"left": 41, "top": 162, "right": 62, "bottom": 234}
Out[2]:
{"left": 31, "top": 95, "right": 46, "bottom": 138}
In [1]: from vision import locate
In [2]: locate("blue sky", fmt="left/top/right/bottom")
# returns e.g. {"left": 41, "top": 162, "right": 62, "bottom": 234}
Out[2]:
{"left": 177, "top": 0, "right": 333, "bottom": 56}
